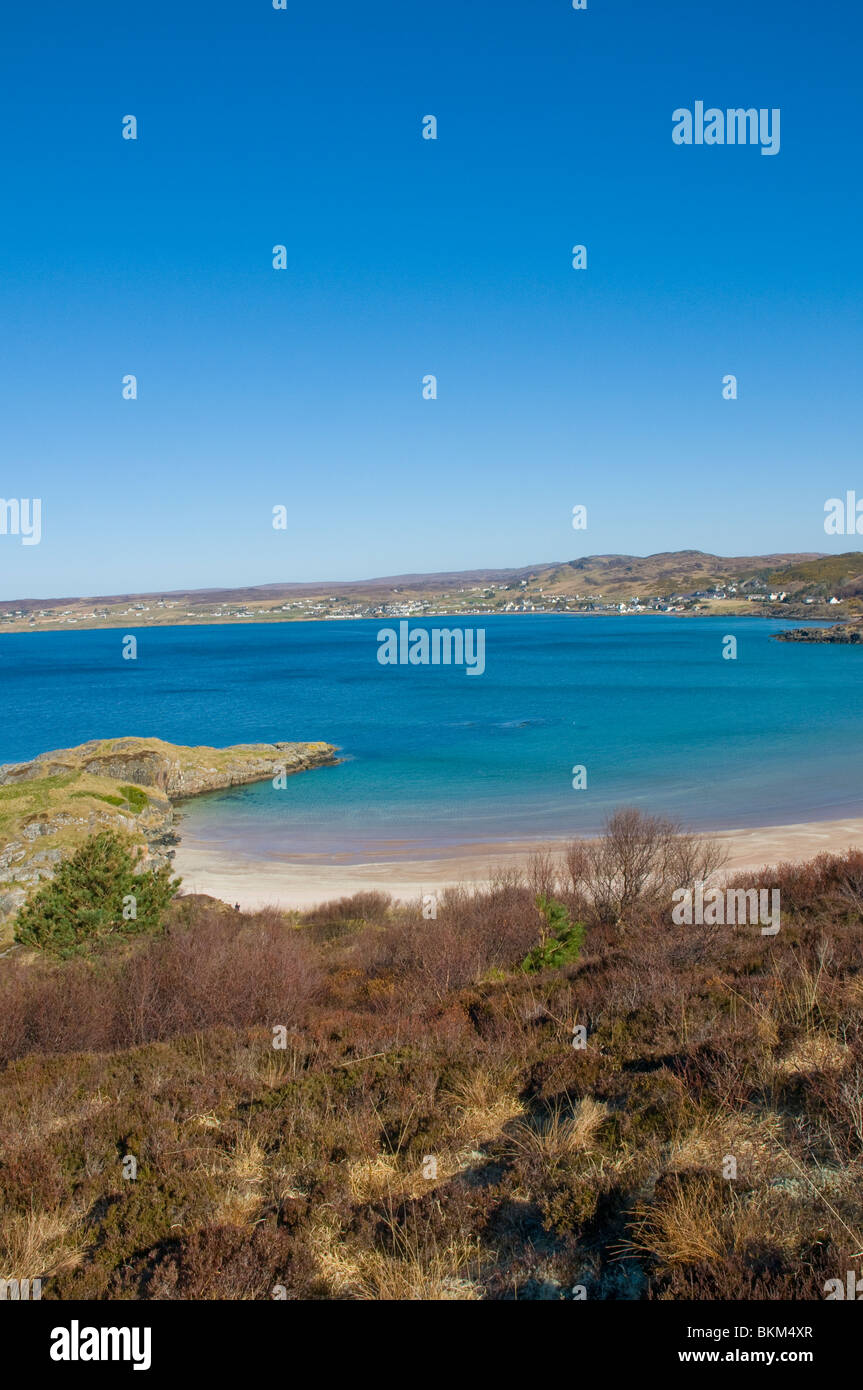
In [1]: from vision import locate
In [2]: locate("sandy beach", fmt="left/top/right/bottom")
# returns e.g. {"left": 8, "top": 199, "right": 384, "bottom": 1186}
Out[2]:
{"left": 171, "top": 816, "right": 863, "bottom": 911}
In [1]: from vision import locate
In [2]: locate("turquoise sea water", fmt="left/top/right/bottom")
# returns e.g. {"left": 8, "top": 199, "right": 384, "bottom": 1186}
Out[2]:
{"left": 1, "top": 616, "right": 861, "bottom": 860}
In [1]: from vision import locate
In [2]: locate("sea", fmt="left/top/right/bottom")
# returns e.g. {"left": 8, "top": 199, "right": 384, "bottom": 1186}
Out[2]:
{"left": 1, "top": 615, "right": 861, "bottom": 861}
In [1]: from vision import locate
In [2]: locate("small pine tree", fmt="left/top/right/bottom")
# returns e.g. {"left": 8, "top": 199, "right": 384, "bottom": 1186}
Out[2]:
{"left": 15, "top": 830, "right": 178, "bottom": 958}
{"left": 521, "top": 894, "right": 585, "bottom": 974}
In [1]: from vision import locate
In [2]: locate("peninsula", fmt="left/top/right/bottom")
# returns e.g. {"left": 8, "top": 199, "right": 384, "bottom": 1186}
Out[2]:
{"left": 0, "top": 736, "right": 337, "bottom": 936}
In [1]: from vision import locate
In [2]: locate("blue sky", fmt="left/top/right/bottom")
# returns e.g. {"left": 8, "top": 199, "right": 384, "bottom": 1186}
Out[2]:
{"left": 0, "top": 0, "right": 860, "bottom": 598}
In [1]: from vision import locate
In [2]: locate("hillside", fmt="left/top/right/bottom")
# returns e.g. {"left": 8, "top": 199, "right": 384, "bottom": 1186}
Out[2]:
{"left": 3, "top": 550, "right": 861, "bottom": 633}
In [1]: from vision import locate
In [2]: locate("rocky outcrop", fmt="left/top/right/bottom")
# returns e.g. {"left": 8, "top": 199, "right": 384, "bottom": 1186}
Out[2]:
{"left": 0, "top": 737, "right": 338, "bottom": 930}
{"left": 774, "top": 624, "right": 863, "bottom": 644}
{"left": 0, "top": 736, "right": 337, "bottom": 796}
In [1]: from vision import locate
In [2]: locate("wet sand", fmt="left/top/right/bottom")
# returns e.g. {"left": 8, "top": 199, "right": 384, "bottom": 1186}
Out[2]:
{"left": 171, "top": 816, "right": 863, "bottom": 911}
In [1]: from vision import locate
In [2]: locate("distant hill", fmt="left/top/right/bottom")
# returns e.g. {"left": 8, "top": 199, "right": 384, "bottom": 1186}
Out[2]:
{"left": 764, "top": 553, "right": 863, "bottom": 599}
{"left": 2, "top": 550, "right": 860, "bottom": 633}
{"left": 0, "top": 550, "right": 833, "bottom": 610}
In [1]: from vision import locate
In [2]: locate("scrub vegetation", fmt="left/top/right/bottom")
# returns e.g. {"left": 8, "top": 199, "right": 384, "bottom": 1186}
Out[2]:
{"left": 1, "top": 811, "right": 862, "bottom": 1301}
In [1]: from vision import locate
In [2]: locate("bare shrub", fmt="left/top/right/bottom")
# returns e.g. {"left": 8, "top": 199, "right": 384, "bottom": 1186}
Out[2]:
{"left": 0, "top": 908, "right": 320, "bottom": 1059}
{"left": 0, "top": 957, "right": 115, "bottom": 1057}
{"left": 565, "top": 807, "right": 726, "bottom": 925}
{"left": 362, "top": 879, "right": 541, "bottom": 1001}
{"left": 116, "top": 911, "right": 320, "bottom": 1044}
{"left": 526, "top": 851, "right": 559, "bottom": 900}
{"left": 302, "top": 892, "right": 391, "bottom": 927}
{"left": 743, "top": 850, "right": 863, "bottom": 921}
{"left": 836, "top": 853, "right": 863, "bottom": 916}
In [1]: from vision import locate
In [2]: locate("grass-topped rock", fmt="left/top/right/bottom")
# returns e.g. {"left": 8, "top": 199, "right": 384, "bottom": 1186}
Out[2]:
{"left": 0, "top": 736, "right": 337, "bottom": 943}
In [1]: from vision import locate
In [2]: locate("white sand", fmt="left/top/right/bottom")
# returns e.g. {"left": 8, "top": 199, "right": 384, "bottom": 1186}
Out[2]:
{"left": 171, "top": 817, "right": 863, "bottom": 912}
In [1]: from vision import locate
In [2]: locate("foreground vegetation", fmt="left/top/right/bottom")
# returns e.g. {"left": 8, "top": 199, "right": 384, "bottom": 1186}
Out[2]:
{"left": 1, "top": 814, "right": 862, "bottom": 1301}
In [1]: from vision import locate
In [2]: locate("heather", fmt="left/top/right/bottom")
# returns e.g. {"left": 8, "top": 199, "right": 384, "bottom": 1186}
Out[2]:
{"left": 1, "top": 819, "right": 862, "bottom": 1301}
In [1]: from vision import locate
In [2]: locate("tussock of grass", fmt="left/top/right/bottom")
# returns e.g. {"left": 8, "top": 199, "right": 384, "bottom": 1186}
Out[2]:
{"left": 509, "top": 1097, "right": 609, "bottom": 1168}
{"left": 0, "top": 1207, "right": 88, "bottom": 1282}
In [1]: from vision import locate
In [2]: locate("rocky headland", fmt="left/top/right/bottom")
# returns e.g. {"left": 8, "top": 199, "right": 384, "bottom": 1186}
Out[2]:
{"left": 774, "top": 623, "right": 863, "bottom": 644}
{"left": 0, "top": 736, "right": 337, "bottom": 930}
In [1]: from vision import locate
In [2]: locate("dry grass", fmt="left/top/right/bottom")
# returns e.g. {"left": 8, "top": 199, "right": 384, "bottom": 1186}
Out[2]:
{"left": 627, "top": 1177, "right": 731, "bottom": 1267}
{"left": 347, "top": 1154, "right": 402, "bottom": 1203}
{"left": 775, "top": 1032, "right": 848, "bottom": 1076}
{"left": 0, "top": 1207, "right": 88, "bottom": 1281}
{"left": 204, "top": 1130, "right": 268, "bottom": 1227}
{"left": 443, "top": 1066, "right": 525, "bottom": 1140}
{"left": 665, "top": 1108, "right": 785, "bottom": 1183}
{"left": 354, "top": 1211, "right": 485, "bottom": 1301}
{"left": 509, "top": 1097, "right": 608, "bottom": 1167}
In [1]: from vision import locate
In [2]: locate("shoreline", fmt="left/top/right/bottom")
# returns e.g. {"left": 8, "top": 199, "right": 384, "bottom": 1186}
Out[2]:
{"left": 171, "top": 814, "right": 863, "bottom": 910}
{"left": 0, "top": 610, "right": 838, "bottom": 640}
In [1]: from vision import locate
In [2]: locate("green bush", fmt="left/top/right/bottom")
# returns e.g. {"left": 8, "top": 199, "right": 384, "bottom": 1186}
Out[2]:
{"left": 14, "top": 830, "right": 177, "bottom": 958}
{"left": 118, "top": 785, "right": 150, "bottom": 813}
{"left": 70, "top": 785, "right": 150, "bottom": 813}
{"left": 521, "top": 894, "right": 585, "bottom": 973}
{"left": 71, "top": 791, "right": 125, "bottom": 807}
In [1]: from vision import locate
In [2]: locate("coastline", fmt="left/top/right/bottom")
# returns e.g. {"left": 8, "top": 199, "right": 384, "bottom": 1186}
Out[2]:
{"left": 0, "top": 609, "right": 841, "bottom": 638}
{"left": 171, "top": 814, "right": 863, "bottom": 910}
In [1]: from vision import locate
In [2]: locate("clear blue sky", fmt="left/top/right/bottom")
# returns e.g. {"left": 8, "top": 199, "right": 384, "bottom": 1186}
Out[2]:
{"left": 1, "top": 0, "right": 860, "bottom": 599}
